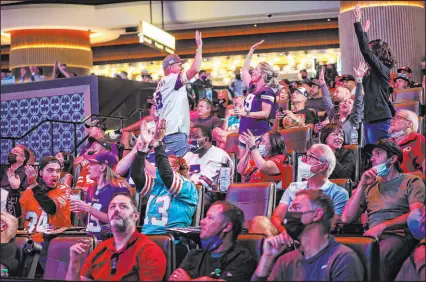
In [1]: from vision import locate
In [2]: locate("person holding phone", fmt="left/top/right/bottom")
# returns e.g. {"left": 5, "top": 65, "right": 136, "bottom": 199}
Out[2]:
{"left": 342, "top": 139, "right": 425, "bottom": 281}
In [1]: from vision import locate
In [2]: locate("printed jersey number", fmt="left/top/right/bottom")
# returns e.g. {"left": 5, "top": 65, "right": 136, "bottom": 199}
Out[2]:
{"left": 25, "top": 211, "right": 49, "bottom": 233}
{"left": 155, "top": 91, "right": 164, "bottom": 110}
{"left": 87, "top": 203, "right": 102, "bottom": 232}
{"left": 144, "top": 195, "right": 171, "bottom": 226}
{"left": 244, "top": 94, "right": 255, "bottom": 112}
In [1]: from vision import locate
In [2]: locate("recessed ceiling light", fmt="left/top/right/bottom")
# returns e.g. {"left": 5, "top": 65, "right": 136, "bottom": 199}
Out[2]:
{"left": 327, "top": 18, "right": 331, "bottom": 21}
{"left": 254, "top": 24, "right": 258, "bottom": 27}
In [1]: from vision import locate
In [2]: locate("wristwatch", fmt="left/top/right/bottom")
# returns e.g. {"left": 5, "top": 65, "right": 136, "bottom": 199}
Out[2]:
{"left": 249, "top": 145, "right": 257, "bottom": 151}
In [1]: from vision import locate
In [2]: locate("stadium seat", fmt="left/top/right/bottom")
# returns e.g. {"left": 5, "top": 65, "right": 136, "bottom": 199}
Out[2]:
{"left": 343, "top": 144, "right": 360, "bottom": 182}
{"left": 393, "top": 87, "right": 423, "bottom": 104}
{"left": 335, "top": 236, "right": 380, "bottom": 281}
{"left": 13, "top": 235, "right": 29, "bottom": 277}
{"left": 43, "top": 235, "right": 97, "bottom": 280}
{"left": 192, "top": 185, "right": 204, "bottom": 226}
{"left": 418, "top": 116, "right": 424, "bottom": 135}
{"left": 225, "top": 182, "right": 276, "bottom": 228}
{"left": 393, "top": 101, "right": 420, "bottom": 115}
{"left": 224, "top": 133, "right": 240, "bottom": 156}
{"left": 237, "top": 234, "right": 265, "bottom": 263}
{"left": 148, "top": 234, "right": 176, "bottom": 280}
{"left": 329, "top": 178, "right": 352, "bottom": 197}
{"left": 279, "top": 126, "right": 312, "bottom": 153}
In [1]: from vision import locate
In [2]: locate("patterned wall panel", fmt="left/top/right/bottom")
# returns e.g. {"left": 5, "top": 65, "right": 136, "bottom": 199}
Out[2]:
{"left": 0, "top": 93, "right": 86, "bottom": 163}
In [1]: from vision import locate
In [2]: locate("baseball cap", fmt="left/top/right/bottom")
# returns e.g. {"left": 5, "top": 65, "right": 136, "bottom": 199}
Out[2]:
{"left": 339, "top": 75, "right": 355, "bottom": 82}
{"left": 393, "top": 73, "right": 410, "bottom": 83}
{"left": 84, "top": 151, "right": 118, "bottom": 168}
{"left": 84, "top": 120, "right": 106, "bottom": 130}
{"left": 311, "top": 79, "right": 321, "bottom": 87}
{"left": 364, "top": 139, "right": 403, "bottom": 170}
{"left": 162, "top": 54, "right": 187, "bottom": 70}
{"left": 291, "top": 87, "right": 309, "bottom": 98}
{"left": 407, "top": 207, "right": 425, "bottom": 240}
{"left": 397, "top": 66, "right": 412, "bottom": 74}
{"left": 301, "top": 79, "right": 312, "bottom": 87}
{"left": 88, "top": 136, "right": 112, "bottom": 151}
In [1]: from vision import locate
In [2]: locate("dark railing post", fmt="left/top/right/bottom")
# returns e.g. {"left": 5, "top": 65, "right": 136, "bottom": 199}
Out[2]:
{"left": 12, "top": 139, "right": 16, "bottom": 149}
{"left": 73, "top": 123, "right": 78, "bottom": 157}
{"left": 120, "top": 118, "right": 124, "bottom": 130}
{"left": 50, "top": 121, "right": 54, "bottom": 156}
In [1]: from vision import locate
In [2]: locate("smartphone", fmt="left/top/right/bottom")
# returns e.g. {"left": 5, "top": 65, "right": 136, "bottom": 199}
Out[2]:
{"left": 189, "top": 164, "right": 201, "bottom": 174}
{"left": 278, "top": 107, "right": 284, "bottom": 114}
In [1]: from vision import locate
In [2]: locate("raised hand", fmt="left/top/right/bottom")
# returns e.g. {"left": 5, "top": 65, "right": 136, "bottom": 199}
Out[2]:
{"left": 139, "top": 120, "right": 155, "bottom": 148}
{"left": 69, "top": 239, "right": 91, "bottom": 264}
{"left": 353, "top": 61, "right": 368, "bottom": 79}
{"left": 155, "top": 119, "right": 166, "bottom": 141}
{"left": 240, "top": 129, "right": 257, "bottom": 148}
{"left": 359, "top": 167, "right": 377, "bottom": 187}
{"left": 319, "top": 66, "right": 326, "bottom": 85}
{"left": 248, "top": 40, "right": 265, "bottom": 55}
{"left": 20, "top": 67, "right": 27, "bottom": 78}
{"left": 262, "top": 232, "right": 291, "bottom": 257}
{"left": 354, "top": 5, "right": 362, "bottom": 23}
{"left": 195, "top": 30, "right": 202, "bottom": 48}
{"left": 7, "top": 168, "right": 21, "bottom": 189}
{"left": 362, "top": 19, "right": 371, "bottom": 33}
{"left": 24, "top": 165, "right": 38, "bottom": 185}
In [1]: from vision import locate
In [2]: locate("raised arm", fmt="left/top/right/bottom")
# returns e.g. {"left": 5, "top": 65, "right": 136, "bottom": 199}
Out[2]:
{"left": 242, "top": 40, "right": 264, "bottom": 87}
{"left": 319, "top": 67, "right": 334, "bottom": 115}
{"left": 351, "top": 61, "right": 368, "bottom": 124}
{"left": 185, "top": 31, "right": 203, "bottom": 81}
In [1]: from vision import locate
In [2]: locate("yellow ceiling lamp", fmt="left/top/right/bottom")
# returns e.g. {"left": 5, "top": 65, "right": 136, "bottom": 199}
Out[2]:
{"left": 9, "top": 29, "right": 93, "bottom": 70}
{"left": 340, "top": 1, "right": 424, "bottom": 13}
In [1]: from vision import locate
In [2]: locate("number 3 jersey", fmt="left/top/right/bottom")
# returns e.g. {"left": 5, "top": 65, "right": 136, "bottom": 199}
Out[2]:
{"left": 85, "top": 184, "right": 130, "bottom": 240}
{"left": 141, "top": 169, "right": 198, "bottom": 235}
{"left": 154, "top": 71, "right": 190, "bottom": 136}
{"left": 20, "top": 184, "right": 71, "bottom": 242}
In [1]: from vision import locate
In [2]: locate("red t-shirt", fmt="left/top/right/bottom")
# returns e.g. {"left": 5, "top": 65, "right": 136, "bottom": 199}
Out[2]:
{"left": 244, "top": 154, "right": 293, "bottom": 187}
{"left": 80, "top": 231, "right": 166, "bottom": 281}
{"left": 390, "top": 132, "right": 425, "bottom": 173}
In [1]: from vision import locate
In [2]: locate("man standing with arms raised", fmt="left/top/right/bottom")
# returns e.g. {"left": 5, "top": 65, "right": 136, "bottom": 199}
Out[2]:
{"left": 154, "top": 31, "right": 203, "bottom": 156}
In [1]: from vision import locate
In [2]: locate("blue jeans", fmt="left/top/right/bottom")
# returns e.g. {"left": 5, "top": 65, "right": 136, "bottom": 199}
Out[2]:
{"left": 164, "top": 133, "right": 188, "bottom": 157}
{"left": 364, "top": 119, "right": 390, "bottom": 145}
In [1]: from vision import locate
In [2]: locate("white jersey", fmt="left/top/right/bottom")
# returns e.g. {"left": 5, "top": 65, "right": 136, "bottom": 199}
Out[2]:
{"left": 154, "top": 71, "right": 190, "bottom": 136}
{"left": 184, "top": 145, "right": 234, "bottom": 190}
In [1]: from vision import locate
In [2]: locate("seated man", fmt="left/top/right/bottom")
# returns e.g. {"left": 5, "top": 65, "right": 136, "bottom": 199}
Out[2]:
{"left": 250, "top": 144, "right": 349, "bottom": 244}
{"left": 396, "top": 206, "right": 425, "bottom": 281}
{"left": 184, "top": 126, "right": 234, "bottom": 208}
{"left": 252, "top": 190, "right": 364, "bottom": 281}
{"left": 0, "top": 211, "right": 19, "bottom": 277}
{"left": 192, "top": 99, "right": 223, "bottom": 133}
{"left": 169, "top": 201, "right": 257, "bottom": 281}
{"left": 393, "top": 73, "right": 410, "bottom": 91}
{"left": 342, "top": 139, "right": 425, "bottom": 281}
{"left": 66, "top": 193, "right": 166, "bottom": 281}
{"left": 388, "top": 109, "right": 425, "bottom": 176}
{"left": 78, "top": 120, "right": 119, "bottom": 157}
{"left": 19, "top": 66, "right": 46, "bottom": 83}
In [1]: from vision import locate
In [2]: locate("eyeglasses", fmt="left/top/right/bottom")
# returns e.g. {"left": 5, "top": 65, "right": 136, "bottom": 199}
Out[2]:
{"left": 302, "top": 154, "right": 326, "bottom": 163}
{"left": 392, "top": 115, "right": 410, "bottom": 122}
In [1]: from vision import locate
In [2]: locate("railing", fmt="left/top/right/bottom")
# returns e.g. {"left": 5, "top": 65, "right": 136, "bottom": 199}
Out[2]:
{"left": 0, "top": 108, "right": 149, "bottom": 158}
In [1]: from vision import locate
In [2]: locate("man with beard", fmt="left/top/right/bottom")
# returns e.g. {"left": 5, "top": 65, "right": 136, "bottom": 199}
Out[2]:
{"left": 252, "top": 189, "right": 364, "bottom": 281}
{"left": 18, "top": 156, "right": 71, "bottom": 270}
{"left": 66, "top": 193, "right": 166, "bottom": 281}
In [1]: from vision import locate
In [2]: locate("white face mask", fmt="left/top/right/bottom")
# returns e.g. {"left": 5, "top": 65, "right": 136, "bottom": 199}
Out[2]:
{"left": 390, "top": 129, "right": 405, "bottom": 138}
{"left": 258, "top": 144, "right": 267, "bottom": 157}
{"left": 298, "top": 161, "right": 323, "bottom": 180}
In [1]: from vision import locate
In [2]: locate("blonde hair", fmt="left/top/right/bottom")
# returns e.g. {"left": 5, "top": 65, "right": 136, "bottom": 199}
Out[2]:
{"left": 1, "top": 211, "right": 18, "bottom": 243}
{"left": 103, "top": 166, "right": 131, "bottom": 189}
{"left": 258, "top": 62, "right": 279, "bottom": 88}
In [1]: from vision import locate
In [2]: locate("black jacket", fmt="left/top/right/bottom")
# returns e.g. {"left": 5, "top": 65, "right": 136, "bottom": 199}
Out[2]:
{"left": 354, "top": 22, "right": 394, "bottom": 123}
{"left": 330, "top": 148, "right": 355, "bottom": 181}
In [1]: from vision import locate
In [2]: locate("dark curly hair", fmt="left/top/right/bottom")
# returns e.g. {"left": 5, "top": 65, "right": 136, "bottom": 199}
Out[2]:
{"left": 369, "top": 39, "right": 397, "bottom": 69}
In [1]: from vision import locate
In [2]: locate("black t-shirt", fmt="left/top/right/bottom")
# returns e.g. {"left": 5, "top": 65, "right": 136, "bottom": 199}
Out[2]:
{"left": 193, "top": 116, "right": 223, "bottom": 132}
{"left": 216, "top": 101, "right": 233, "bottom": 119}
{"left": 55, "top": 71, "right": 77, "bottom": 79}
{"left": 0, "top": 165, "right": 28, "bottom": 192}
{"left": 280, "top": 108, "right": 319, "bottom": 128}
{"left": 0, "top": 240, "right": 18, "bottom": 276}
{"left": 180, "top": 242, "right": 257, "bottom": 281}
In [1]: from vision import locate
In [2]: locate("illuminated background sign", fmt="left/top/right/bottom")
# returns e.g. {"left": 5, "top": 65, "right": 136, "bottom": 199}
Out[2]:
{"left": 138, "top": 21, "right": 175, "bottom": 54}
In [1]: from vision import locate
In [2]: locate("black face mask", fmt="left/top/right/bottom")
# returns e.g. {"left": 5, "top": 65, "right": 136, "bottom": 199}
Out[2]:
{"left": 301, "top": 75, "right": 307, "bottom": 80}
{"left": 285, "top": 210, "right": 316, "bottom": 240}
{"left": 8, "top": 153, "right": 17, "bottom": 165}
{"left": 235, "top": 74, "right": 241, "bottom": 80}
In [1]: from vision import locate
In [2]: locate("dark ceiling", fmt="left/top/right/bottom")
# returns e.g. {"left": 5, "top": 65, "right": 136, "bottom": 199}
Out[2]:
{"left": 1, "top": 0, "right": 143, "bottom": 6}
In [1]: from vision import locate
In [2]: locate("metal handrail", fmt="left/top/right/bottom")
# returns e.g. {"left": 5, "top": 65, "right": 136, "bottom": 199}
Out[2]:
{"left": 1, "top": 108, "right": 149, "bottom": 156}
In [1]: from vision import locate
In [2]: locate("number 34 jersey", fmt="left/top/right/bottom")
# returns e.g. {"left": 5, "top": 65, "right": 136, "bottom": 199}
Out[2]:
{"left": 141, "top": 169, "right": 198, "bottom": 235}
{"left": 20, "top": 184, "right": 71, "bottom": 242}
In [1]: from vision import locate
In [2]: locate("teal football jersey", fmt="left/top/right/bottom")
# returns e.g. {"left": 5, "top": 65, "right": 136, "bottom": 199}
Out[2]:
{"left": 141, "top": 169, "right": 198, "bottom": 235}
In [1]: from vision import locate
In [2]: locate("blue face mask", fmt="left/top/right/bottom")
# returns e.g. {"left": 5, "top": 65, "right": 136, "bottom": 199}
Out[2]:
{"left": 201, "top": 225, "right": 227, "bottom": 252}
{"left": 258, "top": 144, "right": 267, "bottom": 157}
{"left": 373, "top": 158, "right": 392, "bottom": 176}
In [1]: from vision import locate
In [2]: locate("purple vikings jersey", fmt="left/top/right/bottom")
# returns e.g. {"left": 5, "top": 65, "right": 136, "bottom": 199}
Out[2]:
{"left": 239, "top": 84, "right": 276, "bottom": 136}
{"left": 85, "top": 184, "right": 130, "bottom": 240}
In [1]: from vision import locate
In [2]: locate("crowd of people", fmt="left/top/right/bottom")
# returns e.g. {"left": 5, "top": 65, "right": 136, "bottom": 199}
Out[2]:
{"left": 1, "top": 5, "right": 426, "bottom": 281}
